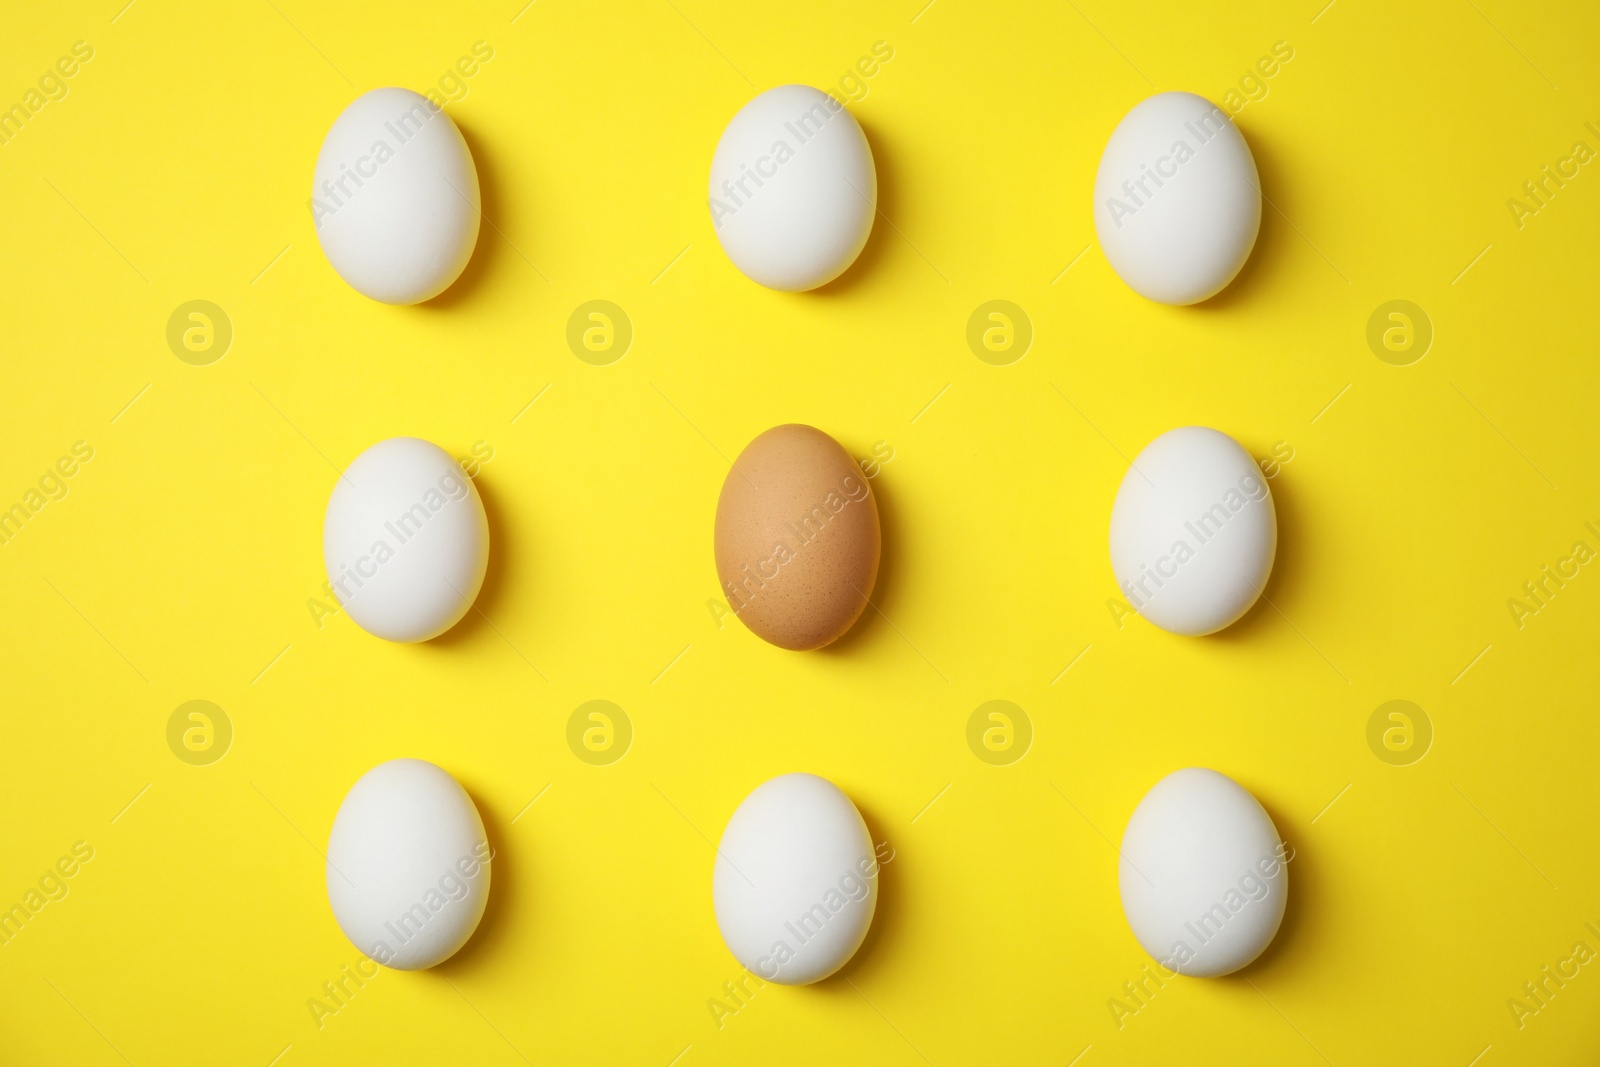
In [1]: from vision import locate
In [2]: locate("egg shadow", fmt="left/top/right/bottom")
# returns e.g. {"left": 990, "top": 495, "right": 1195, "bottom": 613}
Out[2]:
{"left": 1215, "top": 795, "right": 1308, "bottom": 981}
{"left": 419, "top": 119, "right": 510, "bottom": 310}
{"left": 817, "top": 799, "right": 900, "bottom": 988}
{"left": 809, "top": 116, "right": 903, "bottom": 299}
{"left": 1184, "top": 125, "right": 1289, "bottom": 313}
{"left": 431, "top": 781, "right": 517, "bottom": 975}
{"left": 427, "top": 475, "right": 512, "bottom": 650}
{"left": 1204, "top": 455, "right": 1306, "bottom": 645}
{"left": 818, "top": 461, "right": 902, "bottom": 657}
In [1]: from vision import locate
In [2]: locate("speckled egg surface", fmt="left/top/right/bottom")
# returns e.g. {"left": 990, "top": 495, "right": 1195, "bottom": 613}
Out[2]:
{"left": 713, "top": 424, "right": 880, "bottom": 651}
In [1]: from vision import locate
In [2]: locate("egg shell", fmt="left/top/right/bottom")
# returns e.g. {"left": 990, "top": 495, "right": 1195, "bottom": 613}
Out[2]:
{"left": 709, "top": 85, "right": 876, "bottom": 291}
{"left": 313, "top": 88, "right": 481, "bottom": 304}
{"left": 713, "top": 773, "right": 879, "bottom": 985}
{"left": 326, "top": 759, "right": 491, "bottom": 971}
{"left": 1093, "top": 91, "right": 1261, "bottom": 305}
{"left": 1108, "top": 426, "right": 1276, "bottom": 636}
{"left": 714, "top": 424, "right": 880, "bottom": 650}
{"left": 1118, "top": 768, "right": 1288, "bottom": 977}
{"left": 323, "top": 437, "right": 490, "bottom": 643}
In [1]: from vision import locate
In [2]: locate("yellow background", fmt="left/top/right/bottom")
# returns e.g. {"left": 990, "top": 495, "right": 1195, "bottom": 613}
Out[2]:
{"left": 3, "top": 0, "right": 1599, "bottom": 1063}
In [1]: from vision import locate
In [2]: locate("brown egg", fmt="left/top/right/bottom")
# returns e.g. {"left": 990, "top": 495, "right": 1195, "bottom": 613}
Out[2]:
{"left": 714, "top": 424, "right": 881, "bottom": 650}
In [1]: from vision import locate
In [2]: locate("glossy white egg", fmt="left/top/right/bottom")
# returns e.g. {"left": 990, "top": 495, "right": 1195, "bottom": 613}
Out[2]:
{"left": 713, "top": 773, "right": 880, "bottom": 984}
{"left": 326, "top": 759, "right": 492, "bottom": 970}
{"left": 1109, "top": 426, "right": 1276, "bottom": 636}
{"left": 1093, "top": 91, "right": 1261, "bottom": 305}
{"left": 709, "top": 85, "right": 876, "bottom": 291}
{"left": 313, "top": 88, "right": 481, "bottom": 304}
{"left": 323, "top": 437, "right": 489, "bottom": 643}
{"left": 1119, "top": 768, "right": 1289, "bottom": 977}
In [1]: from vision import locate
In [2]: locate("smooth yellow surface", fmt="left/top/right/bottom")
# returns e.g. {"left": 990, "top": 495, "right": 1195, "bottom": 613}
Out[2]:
{"left": 3, "top": 1, "right": 1599, "bottom": 1063}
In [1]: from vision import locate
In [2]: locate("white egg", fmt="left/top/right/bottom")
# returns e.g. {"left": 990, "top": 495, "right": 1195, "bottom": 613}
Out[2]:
{"left": 1109, "top": 426, "right": 1276, "bottom": 636}
{"left": 323, "top": 437, "right": 489, "bottom": 643}
{"left": 708, "top": 85, "right": 876, "bottom": 291}
{"left": 312, "top": 88, "right": 481, "bottom": 304}
{"left": 1119, "top": 768, "right": 1288, "bottom": 978}
{"left": 326, "top": 759, "right": 492, "bottom": 970}
{"left": 713, "top": 773, "right": 879, "bottom": 984}
{"left": 1093, "top": 91, "right": 1261, "bottom": 305}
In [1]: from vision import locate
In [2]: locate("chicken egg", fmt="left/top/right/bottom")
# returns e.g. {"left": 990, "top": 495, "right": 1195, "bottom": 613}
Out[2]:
{"left": 713, "top": 773, "right": 880, "bottom": 985}
{"left": 714, "top": 424, "right": 880, "bottom": 650}
{"left": 326, "top": 759, "right": 492, "bottom": 970}
{"left": 1093, "top": 91, "right": 1261, "bottom": 304}
{"left": 1118, "top": 768, "right": 1289, "bottom": 977}
{"left": 709, "top": 85, "right": 876, "bottom": 291}
{"left": 1108, "top": 426, "right": 1275, "bottom": 636}
{"left": 313, "top": 88, "right": 481, "bottom": 304}
{"left": 323, "top": 437, "right": 489, "bottom": 643}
